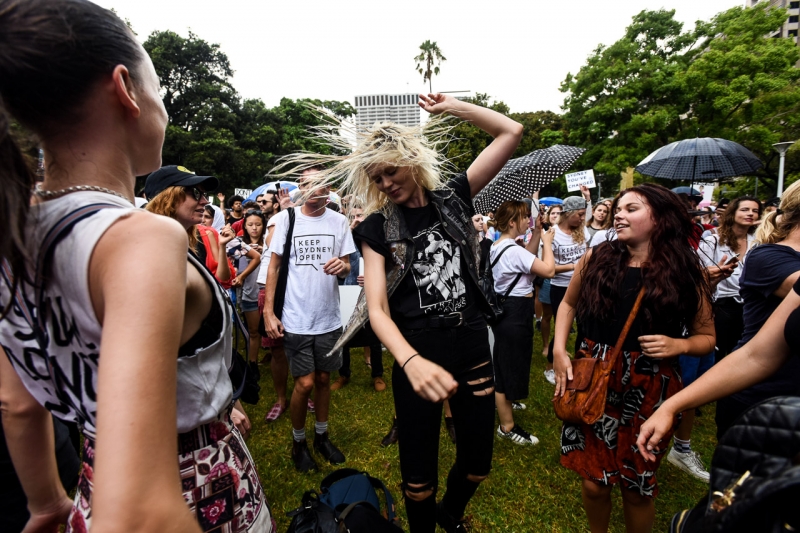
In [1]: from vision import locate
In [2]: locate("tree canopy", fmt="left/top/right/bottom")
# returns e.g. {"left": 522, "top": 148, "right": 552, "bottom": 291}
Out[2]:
{"left": 141, "top": 30, "right": 354, "bottom": 195}
{"left": 561, "top": 3, "right": 800, "bottom": 198}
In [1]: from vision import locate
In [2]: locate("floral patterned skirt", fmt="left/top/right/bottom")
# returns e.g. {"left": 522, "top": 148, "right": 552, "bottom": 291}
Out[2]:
{"left": 559, "top": 338, "right": 682, "bottom": 498}
{"left": 67, "top": 413, "right": 274, "bottom": 532}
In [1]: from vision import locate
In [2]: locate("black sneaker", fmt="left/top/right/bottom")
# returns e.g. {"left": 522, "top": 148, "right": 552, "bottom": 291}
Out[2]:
{"left": 436, "top": 501, "right": 472, "bottom": 532}
{"left": 497, "top": 424, "right": 539, "bottom": 446}
{"left": 313, "top": 431, "right": 345, "bottom": 464}
{"left": 291, "top": 439, "right": 318, "bottom": 473}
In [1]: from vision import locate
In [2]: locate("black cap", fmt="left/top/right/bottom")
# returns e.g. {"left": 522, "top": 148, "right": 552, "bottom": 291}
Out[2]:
{"left": 765, "top": 197, "right": 780, "bottom": 208}
{"left": 144, "top": 165, "right": 219, "bottom": 199}
{"left": 717, "top": 198, "right": 730, "bottom": 209}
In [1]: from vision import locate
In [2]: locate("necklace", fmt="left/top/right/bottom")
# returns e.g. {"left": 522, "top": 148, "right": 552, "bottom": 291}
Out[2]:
{"left": 35, "top": 185, "right": 131, "bottom": 203}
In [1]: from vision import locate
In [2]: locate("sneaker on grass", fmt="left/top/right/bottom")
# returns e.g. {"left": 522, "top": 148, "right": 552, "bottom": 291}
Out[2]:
{"left": 543, "top": 369, "right": 556, "bottom": 385}
{"left": 497, "top": 424, "right": 539, "bottom": 446}
{"left": 667, "top": 447, "right": 710, "bottom": 482}
{"left": 511, "top": 402, "right": 526, "bottom": 410}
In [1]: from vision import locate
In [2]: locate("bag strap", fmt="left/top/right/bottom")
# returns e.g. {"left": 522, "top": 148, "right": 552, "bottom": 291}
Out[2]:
{"left": 336, "top": 500, "right": 381, "bottom": 522}
{"left": 1, "top": 203, "right": 120, "bottom": 349}
{"left": 320, "top": 468, "right": 362, "bottom": 489}
{"left": 602, "top": 287, "right": 646, "bottom": 372}
{"left": 491, "top": 241, "right": 524, "bottom": 300}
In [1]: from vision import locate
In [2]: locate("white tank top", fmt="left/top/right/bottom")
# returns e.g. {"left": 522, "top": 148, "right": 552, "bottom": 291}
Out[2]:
{"left": 0, "top": 192, "right": 232, "bottom": 436}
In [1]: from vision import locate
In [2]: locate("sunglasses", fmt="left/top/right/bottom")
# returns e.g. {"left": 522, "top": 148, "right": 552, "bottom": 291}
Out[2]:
{"left": 183, "top": 186, "right": 205, "bottom": 202}
{"left": 245, "top": 209, "right": 264, "bottom": 217}
{"left": 257, "top": 199, "right": 272, "bottom": 205}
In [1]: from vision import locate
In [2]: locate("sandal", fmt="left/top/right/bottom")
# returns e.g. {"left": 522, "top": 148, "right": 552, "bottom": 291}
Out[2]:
{"left": 264, "top": 402, "right": 287, "bottom": 422}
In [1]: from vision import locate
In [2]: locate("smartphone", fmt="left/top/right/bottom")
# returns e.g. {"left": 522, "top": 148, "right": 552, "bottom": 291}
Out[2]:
{"left": 725, "top": 253, "right": 740, "bottom": 265}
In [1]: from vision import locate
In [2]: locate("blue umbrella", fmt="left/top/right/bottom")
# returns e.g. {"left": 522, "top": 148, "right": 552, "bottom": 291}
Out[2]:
{"left": 246, "top": 181, "right": 298, "bottom": 202}
{"left": 539, "top": 197, "right": 564, "bottom": 207}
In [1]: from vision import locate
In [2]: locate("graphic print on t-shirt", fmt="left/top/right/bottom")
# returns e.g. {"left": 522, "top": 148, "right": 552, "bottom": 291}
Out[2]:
{"left": 293, "top": 234, "right": 335, "bottom": 271}
{"left": 410, "top": 222, "right": 467, "bottom": 313}
{"left": 556, "top": 241, "right": 586, "bottom": 264}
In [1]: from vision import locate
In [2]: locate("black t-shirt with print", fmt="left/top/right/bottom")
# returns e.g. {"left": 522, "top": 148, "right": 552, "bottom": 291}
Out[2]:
{"left": 354, "top": 173, "right": 476, "bottom": 320}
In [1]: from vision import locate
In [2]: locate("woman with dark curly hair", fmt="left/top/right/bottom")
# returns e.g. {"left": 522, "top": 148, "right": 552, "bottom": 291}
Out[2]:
{"left": 698, "top": 196, "right": 761, "bottom": 363}
{"left": 553, "top": 184, "right": 715, "bottom": 533}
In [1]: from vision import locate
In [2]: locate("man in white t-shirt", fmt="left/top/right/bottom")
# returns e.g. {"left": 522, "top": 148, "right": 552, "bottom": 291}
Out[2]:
{"left": 263, "top": 168, "right": 356, "bottom": 473}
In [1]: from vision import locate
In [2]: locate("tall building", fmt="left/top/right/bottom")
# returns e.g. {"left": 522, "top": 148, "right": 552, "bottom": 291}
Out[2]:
{"left": 354, "top": 94, "right": 420, "bottom": 129}
{"left": 749, "top": 0, "right": 800, "bottom": 41}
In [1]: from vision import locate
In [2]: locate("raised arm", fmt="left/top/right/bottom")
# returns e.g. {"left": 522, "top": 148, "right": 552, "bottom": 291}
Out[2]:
{"left": 88, "top": 213, "right": 200, "bottom": 533}
{"left": 638, "top": 287, "right": 799, "bottom": 461}
{"left": 0, "top": 349, "right": 73, "bottom": 532}
{"left": 418, "top": 93, "right": 523, "bottom": 197}
{"left": 531, "top": 228, "right": 555, "bottom": 278}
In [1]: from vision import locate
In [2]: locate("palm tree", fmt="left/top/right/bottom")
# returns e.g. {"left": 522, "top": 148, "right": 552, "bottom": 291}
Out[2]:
{"left": 414, "top": 40, "right": 446, "bottom": 93}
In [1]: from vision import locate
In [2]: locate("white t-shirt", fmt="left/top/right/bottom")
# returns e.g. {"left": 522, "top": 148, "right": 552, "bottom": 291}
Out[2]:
{"left": 697, "top": 233, "right": 754, "bottom": 302}
{"left": 551, "top": 225, "right": 591, "bottom": 287}
{"left": 588, "top": 228, "right": 618, "bottom": 248}
{"left": 269, "top": 207, "right": 356, "bottom": 334}
{"left": 256, "top": 216, "right": 279, "bottom": 286}
{"left": 490, "top": 239, "right": 536, "bottom": 297}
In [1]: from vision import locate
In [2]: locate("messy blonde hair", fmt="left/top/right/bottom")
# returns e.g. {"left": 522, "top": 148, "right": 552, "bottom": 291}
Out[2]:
{"left": 145, "top": 186, "right": 199, "bottom": 251}
{"left": 270, "top": 107, "right": 455, "bottom": 216}
{"left": 755, "top": 180, "right": 800, "bottom": 245}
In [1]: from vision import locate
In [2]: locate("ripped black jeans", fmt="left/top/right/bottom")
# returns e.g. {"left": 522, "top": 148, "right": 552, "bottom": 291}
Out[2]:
{"left": 393, "top": 318, "right": 495, "bottom": 532}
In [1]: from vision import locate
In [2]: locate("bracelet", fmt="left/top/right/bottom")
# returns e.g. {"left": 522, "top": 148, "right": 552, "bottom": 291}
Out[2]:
{"left": 402, "top": 353, "right": 420, "bottom": 369}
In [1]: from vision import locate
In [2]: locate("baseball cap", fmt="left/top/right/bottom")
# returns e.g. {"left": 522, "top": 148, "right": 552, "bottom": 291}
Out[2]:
{"left": 716, "top": 198, "right": 730, "bottom": 210}
{"left": 144, "top": 165, "right": 219, "bottom": 199}
{"left": 562, "top": 196, "right": 587, "bottom": 212}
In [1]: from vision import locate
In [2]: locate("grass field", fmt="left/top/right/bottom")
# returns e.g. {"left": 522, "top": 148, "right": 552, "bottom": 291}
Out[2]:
{"left": 243, "top": 329, "right": 716, "bottom": 532}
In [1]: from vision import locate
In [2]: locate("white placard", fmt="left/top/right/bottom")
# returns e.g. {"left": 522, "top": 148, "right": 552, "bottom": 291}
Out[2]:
{"left": 695, "top": 182, "right": 716, "bottom": 203}
{"left": 339, "top": 286, "right": 362, "bottom": 325}
{"left": 235, "top": 188, "right": 253, "bottom": 198}
{"left": 565, "top": 169, "right": 596, "bottom": 192}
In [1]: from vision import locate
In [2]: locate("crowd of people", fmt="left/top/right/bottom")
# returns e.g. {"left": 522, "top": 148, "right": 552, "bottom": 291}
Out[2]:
{"left": 1, "top": 2, "right": 799, "bottom": 533}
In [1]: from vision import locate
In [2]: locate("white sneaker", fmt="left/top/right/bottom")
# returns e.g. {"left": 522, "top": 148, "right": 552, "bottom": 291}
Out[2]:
{"left": 667, "top": 447, "right": 710, "bottom": 483}
{"left": 497, "top": 424, "right": 539, "bottom": 446}
{"left": 543, "top": 369, "right": 556, "bottom": 385}
{"left": 512, "top": 401, "right": 527, "bottom": 410}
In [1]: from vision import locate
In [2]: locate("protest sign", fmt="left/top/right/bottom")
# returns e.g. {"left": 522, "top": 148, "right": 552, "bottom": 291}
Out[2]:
{"left": 565, "top": 169, "right": 596, "bottom": 192}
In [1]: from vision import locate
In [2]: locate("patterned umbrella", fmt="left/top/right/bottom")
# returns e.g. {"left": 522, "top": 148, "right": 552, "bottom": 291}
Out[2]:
{"left": 635, "top": 138, "right": 762, "bottom": 185}
{"left": 472, "top": 144, "right": 586, "bottom": 214}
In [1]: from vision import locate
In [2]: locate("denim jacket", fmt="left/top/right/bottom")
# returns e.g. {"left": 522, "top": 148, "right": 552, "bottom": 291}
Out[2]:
{"left": 329, "top": 183, "right": 488, "bottom": 355}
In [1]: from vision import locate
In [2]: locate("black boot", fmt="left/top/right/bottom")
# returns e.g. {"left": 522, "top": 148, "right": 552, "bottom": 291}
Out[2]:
{"left": 436, "top": 501, "right": 472, "bottom": 532}
{"left": 313, "top": 431, "right": 345, "bottom": 464}
{"left": 291, "top": 439, "right": 318, "bottom": 473}
{"left": 381, "top": 418, "right": 399, "bottom": 447}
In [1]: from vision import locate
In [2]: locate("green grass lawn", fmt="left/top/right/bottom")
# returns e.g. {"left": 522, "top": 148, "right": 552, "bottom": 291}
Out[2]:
{"left": 243, "top": 329, "right": 716, "bottom": 532}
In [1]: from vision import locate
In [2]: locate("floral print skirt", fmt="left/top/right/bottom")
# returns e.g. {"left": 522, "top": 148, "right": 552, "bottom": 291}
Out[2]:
{"left": 559, "top": 338, "right": 682, "bottom": 498}
{"left": 66, "top": 412, "right": 274, "bottom": 532}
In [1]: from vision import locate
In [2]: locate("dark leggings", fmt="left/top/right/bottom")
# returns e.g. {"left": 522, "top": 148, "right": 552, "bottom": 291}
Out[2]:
{"left": 713, "top": 297, "right": 744, "bottom": 363}
{"left": 547, "top": 284, "right": 580, "bottom": 363}
{"left": 340, "top": 343, "right": 384, "bottom": 378}
{"left": 394, "top": 321, "right": 496, "bottom": 532}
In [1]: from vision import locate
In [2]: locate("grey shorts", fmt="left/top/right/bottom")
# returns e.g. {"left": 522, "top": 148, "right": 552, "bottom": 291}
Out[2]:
{"left": 283, "top": 327, "right": 343, "bottom": 378}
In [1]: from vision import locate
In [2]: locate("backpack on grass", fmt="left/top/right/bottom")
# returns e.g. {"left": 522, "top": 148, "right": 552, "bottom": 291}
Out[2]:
{"left": 286, "top": 468, "right": 403, "bottom": 533}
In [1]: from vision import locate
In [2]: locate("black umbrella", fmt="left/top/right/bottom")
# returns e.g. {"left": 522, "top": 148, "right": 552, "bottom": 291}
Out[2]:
{"left": 635, "top": 138, "right": 763, "bottom": 190}
{"left": 473, "top": 144, "right": 586, "bottom": 214}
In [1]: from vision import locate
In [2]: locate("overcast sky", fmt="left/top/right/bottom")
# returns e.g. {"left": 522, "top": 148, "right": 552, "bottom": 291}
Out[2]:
{"left": 97, "top": 0, "right": 742, "bottom": 114}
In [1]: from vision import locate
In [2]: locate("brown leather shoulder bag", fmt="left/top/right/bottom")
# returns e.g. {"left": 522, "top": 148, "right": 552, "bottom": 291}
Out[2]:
{"left": 552, "top": 287, "right": 646, "bottom": 425}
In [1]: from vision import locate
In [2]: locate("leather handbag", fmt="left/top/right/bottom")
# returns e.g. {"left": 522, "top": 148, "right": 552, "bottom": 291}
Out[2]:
{"left": 552, "top": 287, "right": 645, "bottom": 425}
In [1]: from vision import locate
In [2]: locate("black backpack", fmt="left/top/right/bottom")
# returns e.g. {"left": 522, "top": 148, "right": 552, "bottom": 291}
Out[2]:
{"left": 286, "top": 468, "right": 403, "bottom": 533}
{"left": 478, "top": 241, "right": 522, "bottom": 325}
